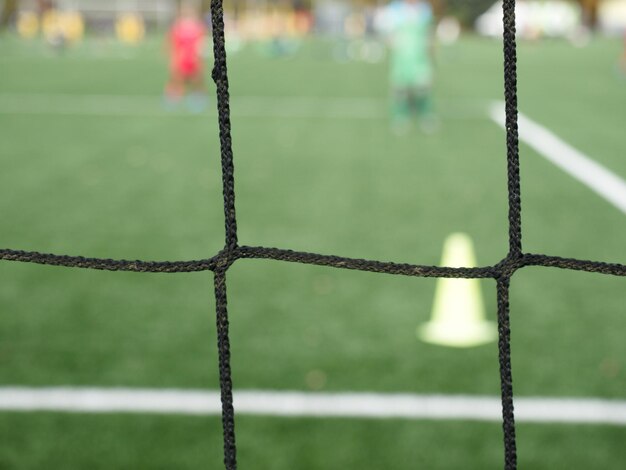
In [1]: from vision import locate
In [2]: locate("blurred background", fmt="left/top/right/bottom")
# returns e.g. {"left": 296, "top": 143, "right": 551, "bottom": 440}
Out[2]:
{"left": 0, "top": 0, "right": 625, "bottom": 468}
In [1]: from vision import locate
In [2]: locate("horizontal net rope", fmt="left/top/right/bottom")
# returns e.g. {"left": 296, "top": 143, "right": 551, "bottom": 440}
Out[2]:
{"left": 1, "top": 0, "right": 624, "bottom": 469}
{"left": 3, "top": 247, "right": 626, "bottom": 278}
{"left": 0, "top": 248, "right": 220, "bottom": 273}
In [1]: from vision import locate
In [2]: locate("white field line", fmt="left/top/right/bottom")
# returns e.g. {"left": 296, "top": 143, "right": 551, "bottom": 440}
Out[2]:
{"left": 0, "top": 387, "right": 625, "bottom": 426}
{"left": 0, "top": 92, "right": 484, "bottom": 120}
{"left": 489, "top": 101, "right": 626, "bottom": 214}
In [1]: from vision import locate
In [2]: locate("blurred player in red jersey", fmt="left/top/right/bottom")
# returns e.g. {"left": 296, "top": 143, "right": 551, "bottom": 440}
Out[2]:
{"left": 164, "top": 3, "right": 207, "bottom": 112}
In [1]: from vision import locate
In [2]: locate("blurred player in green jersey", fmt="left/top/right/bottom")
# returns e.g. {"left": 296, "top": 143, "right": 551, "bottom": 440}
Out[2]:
{"left": 379, "top": 0, "right": 436, "bottom": 133}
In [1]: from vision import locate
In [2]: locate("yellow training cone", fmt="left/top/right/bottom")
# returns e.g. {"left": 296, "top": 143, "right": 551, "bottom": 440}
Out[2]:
{"left": 419, "top": 233, "right": 497, "bottom": 347}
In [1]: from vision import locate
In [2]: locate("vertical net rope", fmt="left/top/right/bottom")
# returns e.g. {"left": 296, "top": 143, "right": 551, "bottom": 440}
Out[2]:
{"left": 2, "top": 0, "right": 626, "bottom": 468}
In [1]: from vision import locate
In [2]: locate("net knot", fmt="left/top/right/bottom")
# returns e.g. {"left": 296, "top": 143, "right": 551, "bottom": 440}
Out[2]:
{"left": 212, "top": 65, "right": 221, "bottom": 85}
{"left": 213, "top": 248, "right": 238, "bottom": 272}
{"left": 495, "top": 253, "right": 524, "bottom": 279}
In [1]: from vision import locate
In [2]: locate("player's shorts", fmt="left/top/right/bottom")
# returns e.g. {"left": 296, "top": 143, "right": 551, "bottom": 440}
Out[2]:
{"left": 391, "top": 57, "right": 433, "bottom": 89}
{"left": 172, "top": 58, "right": 202, "bottom": 79}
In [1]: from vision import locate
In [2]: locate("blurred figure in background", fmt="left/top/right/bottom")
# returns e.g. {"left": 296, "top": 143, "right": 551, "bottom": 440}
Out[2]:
{"left": 379, "top": 0, "right": 436, "bottom": 134}
{"left": 620, "top": 30, "right": 626, "bottom": 77}
{"left": 164, "top": 2, "right": 207, "bottom": 113}
{"left": 0, "top": 0, "right": 17, "bottom": 30}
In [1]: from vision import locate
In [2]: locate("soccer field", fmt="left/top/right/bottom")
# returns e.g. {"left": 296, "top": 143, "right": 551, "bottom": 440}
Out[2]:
{"left": 0, "top": 34, "right": 625, "bottom": 468}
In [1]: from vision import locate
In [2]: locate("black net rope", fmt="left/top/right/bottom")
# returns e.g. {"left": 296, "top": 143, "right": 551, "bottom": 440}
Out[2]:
{"left": 1, "top": 1, "right": 626, "bottom": 468}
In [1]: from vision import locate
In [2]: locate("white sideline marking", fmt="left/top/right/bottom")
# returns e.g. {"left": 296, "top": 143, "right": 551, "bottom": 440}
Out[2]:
{"left": 489, "top": 102, "right": 626, "bottom": 214}
{"left": 0, "top": 92, "right": 483, "bottom": 120}
{"left": 1, "top": 387, "right": 625, "bottom": 425}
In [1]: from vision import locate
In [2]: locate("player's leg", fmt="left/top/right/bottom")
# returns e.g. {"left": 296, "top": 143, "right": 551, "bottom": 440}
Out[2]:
{"left": 414, "top": 64, "right": 438, "bottom": 133}
{"left": 391, "top": 86, "right": 411, "bottom": 134}
{"left": 390, "top": 56, "right": 425, "bottom": 133}
{"left": 415, "top": 84, "right": 434, "bottom": 114}
{"left": 164, "top": 68, "right": 185, "bottom": 109}
{"left": 185, "top": 68, "right": 208, "bottom": 113}
{"left": 416, "top": 86, "right": 438, "bottom": 133}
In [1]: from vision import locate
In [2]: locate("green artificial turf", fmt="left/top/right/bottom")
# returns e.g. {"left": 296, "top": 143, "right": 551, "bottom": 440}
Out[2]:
{"left": 0, "top": 413, "right": 624, "bottom": 469}
{"left": 0, "top": 34, "right": 624, "bottom": 468}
